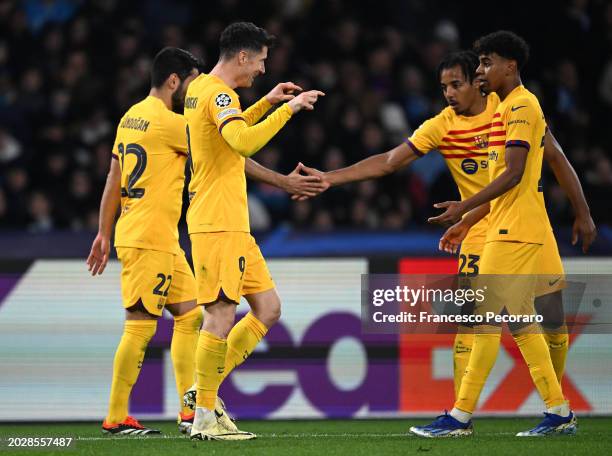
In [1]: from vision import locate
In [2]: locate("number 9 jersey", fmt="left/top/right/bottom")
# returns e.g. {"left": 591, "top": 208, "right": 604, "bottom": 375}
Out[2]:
{"left": 112, "top": 96, "right": 188, "bottom": 255}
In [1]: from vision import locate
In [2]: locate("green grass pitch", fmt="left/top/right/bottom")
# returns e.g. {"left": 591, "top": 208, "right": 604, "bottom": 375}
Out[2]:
{"left": 1, "top": 418, "right": 611, "bottom": 455}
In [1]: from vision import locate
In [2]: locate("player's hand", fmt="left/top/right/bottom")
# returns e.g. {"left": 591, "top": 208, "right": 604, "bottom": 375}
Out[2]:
{"left": 282, "top": 162, "right": 329, "bottom": 199}
{"left": 572, "top": 213, "right": 597, "bottom": 253}
{"left": 290, "top": 163, "right": 330, "bottom": 201}
{"left": 439, "top": 221, "right": 470, "bottom": 254}
{"left": 265, "top": 82, "right": 303, "bottom": 104}
{"left": 87, "top": 233, "right": 110, "bottom": 276}
{"left": 427, "top": 201, "right": 465, "bottom": 226}
{"left": 287, "top": 90, "right": 325, "bottom": 113}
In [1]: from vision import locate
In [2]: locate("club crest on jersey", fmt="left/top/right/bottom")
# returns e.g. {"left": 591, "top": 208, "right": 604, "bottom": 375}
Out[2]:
{"left": 461, "top": 158, "right": 478, "bottom": 174}
{"left": 215, "top": 93, "right": 232, "bottom": 108}
{"left": 474, "top": 134, "right": 489, "bottom": 149}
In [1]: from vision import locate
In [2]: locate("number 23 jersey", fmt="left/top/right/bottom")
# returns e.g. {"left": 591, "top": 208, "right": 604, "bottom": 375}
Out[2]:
{"left": 112, "top": 96, "right": 188, "bottom": 255}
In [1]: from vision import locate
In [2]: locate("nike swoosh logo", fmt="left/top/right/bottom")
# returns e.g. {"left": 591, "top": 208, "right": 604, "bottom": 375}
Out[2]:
{"left": 549, "top": 277, "right": 561, "bottom": 286}
{"left": 214, "top": 410, "right": 224, "bottom": 419}
{"left": 511, "top": 105, "right": 527, "bottom": 112}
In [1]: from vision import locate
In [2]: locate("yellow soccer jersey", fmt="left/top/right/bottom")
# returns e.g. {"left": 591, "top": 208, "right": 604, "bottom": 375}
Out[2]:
{"left": 407, "top": 93, "right": 500, "bottom": 243}
{"left": 184, "top": 73, "right": 290, "bottom": 234}
{"left": 112, "top": 96, "right": 188, "bottom": 255}
{"left": 486, "top": 85, "right": 550, "bottom": 244}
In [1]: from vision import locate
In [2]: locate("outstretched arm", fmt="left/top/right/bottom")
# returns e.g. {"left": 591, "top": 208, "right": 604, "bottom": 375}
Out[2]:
{"left": 298, "top": 142, "right": 419, "bottom": 189}
{"left": 326, "top": 142, "right": 419, "bottom": 186}
{"left": 543, "top": 129, "right": 596, "bottom": 252}
{"left": 86, "top": 158, "right": 121, "bottom": 275}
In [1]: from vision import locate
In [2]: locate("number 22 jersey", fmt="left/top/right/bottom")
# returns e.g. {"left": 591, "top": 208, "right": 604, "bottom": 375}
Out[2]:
{"left": 112, "top": 95, "right": 188, "bottom": 255}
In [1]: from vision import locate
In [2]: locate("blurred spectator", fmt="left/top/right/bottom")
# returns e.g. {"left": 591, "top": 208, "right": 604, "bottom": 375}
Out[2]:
{"left": 27, "top": 191, "right": 53, "bottom": 233}
{"left": 0, "top": 129, "right": 22, "bottom": 163}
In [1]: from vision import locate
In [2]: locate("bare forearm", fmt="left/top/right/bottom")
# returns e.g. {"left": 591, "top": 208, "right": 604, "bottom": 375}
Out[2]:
{"left": 460, "top": 169, "right": 520, "bottom": 214}
{"left": 98, "top": 162, "right": 121, "bottom": 237}
{"left": 327, "top": 155, "right": 392, "bottom": 186}
{"left": 327, "top": 143, "right": 417, "bottom": 186}
{"left": 462, "top": 202, "right": 490, "bottom": 228}
{"left": 245, "top": 158, "right": 285, "bottom": 189}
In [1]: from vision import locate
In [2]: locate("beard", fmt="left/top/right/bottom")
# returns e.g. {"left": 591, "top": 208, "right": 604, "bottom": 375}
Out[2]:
{"left": 171, "top": 85, "right": 186, "bottom": 113}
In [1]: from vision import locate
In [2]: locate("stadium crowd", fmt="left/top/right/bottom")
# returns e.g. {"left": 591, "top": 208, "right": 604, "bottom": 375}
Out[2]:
{"left": 0, "top": 0, "right": 611, "bottom": 233}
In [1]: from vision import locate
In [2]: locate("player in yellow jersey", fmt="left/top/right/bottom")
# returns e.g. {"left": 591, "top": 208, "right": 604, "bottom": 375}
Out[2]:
{"left": 411, "top": 31, "right": 588, "bottom": 438}
{"left": 86, "top": 47, "right": 202, "bottom": 436}
{"left": 297, "top": 50, "right": 595, "bottom": 401}
{"left": 183, "top": 22, "right": 324, "bottom": 441}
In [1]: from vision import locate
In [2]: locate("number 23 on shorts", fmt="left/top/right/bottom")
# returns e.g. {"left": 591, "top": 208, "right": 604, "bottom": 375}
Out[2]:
{"left": 459, "top": 254, "right": 480, "bottom": 276}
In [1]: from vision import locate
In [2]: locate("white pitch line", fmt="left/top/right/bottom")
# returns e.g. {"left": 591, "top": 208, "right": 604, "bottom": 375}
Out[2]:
{"left": 76, "top": 432, "right": 516, "bottom": 441}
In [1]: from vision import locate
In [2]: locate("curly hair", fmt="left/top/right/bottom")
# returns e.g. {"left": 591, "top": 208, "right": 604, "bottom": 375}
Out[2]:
{"left": 473, "top": 30, "right": 530, "bottom": 70}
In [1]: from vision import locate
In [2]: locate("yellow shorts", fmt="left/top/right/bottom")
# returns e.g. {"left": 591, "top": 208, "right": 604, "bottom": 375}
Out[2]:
{"left": 458, "top": 242, "right": 484, "bottom": 276}
{"left": 190, "top": 232, "right": 275, "bottom": 305}
{"left": 534, "top": 229, "right": 566, "bottom": 296}
{"left": 459, "top": 228, "right": 565, "bottom": 297}
{"left": 476, "top": 241, "right": 542, "bottom": 317}
{"left": 116, "top": 247, "right": 197, "bottom": 317}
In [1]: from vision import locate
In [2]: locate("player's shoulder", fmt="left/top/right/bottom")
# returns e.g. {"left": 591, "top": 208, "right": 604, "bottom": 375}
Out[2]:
{"left": 428, "top": 105, "right": 454, "bottom": 127}
{"left": 188, "top": 74, "right": 239, "bottom": 112}
{"left": 192, "top": 74, "right": 236, "bottom": 98}
{"left": 487, "top": 92, "right": 501, "bottom": 109}
{"left": 122, "top": 97, "right": 148, "bottom": 118}
{"left": 507, "top": 87, "right": 541, "bottom": 112}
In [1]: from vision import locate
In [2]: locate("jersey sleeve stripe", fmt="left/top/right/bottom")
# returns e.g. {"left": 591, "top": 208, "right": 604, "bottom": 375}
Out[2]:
{"left": 112, "top": 153, "right": 118, "bottom": 160}
{"left": 218, "top": 116, "right": 246, "bottom": 133}
{"left": 505, "top": 140, "right": 530, "bottom": 151}
{"left": 405, "top": 139, "right": 425, "bottom": 156}
{"left": 441, "top": 152, "right": 488, "bottom": 158}
{"left": 446, "top": 122, "right": 497, "bottom": 135}
{"left": 439, "top": 140, "right": 504, "bottom": 151}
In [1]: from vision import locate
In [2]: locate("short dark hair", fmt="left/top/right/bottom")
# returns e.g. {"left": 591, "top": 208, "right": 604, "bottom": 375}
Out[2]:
{"left": 219, "top": 22, "right": 275, "bottom": 59}
{"left": 151, "top": 47, "right": 202, "bottom": 88}
{"left": 473, "top": 31, "right": 530, "bottom": 70}
{"left": 437, "top": 50, "right": 480, "bottom": 83}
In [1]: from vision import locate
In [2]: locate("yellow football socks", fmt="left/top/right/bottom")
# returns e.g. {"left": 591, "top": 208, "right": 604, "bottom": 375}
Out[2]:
{"left": 514, "top": 332, "right": 566, "bottom": 408}
{"left": 454, "top": 331, "right": 501, "bottom": 413}
{"left": 223, "top": 312, "right": 268, "bottom": 379}
{"left": 171, "top": 307, "right": 202, "bottom": 415}
{"left": 453, "top": 326, "right": 474, "bottom": 398}
{"left": 195, "top": 331, "right": 227, "bottom": 410}
{"left": 105, "top": 319, "right": 157, "bottom": 424}
{"left": 543, "top": 327, "right": 568, "bottom": 384}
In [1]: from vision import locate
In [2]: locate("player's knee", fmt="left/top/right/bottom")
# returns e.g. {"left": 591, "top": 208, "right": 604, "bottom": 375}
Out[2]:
{"left": 173, "top": 306, "right": 203, "bottom": 332}
{"left": 266, "top": 302, "right": 281, "bottom": 326}
{"left": 207, "top": 318, "right": 234, "bottom": 339}
{"left": 202, "top": 307, "right": 235, "bottom": 339}
{"left": 258, "top": 296, "right": 282, "bottom": 328}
